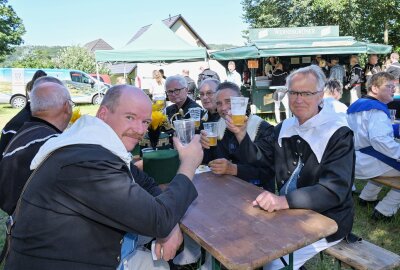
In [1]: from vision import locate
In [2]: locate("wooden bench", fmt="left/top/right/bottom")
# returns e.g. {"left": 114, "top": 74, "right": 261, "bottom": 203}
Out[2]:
{"left": 322, "top": 239, "right": 400, "bottom": 270}
{"left": 370, "top": 176, "right": 400, "bottom": 190}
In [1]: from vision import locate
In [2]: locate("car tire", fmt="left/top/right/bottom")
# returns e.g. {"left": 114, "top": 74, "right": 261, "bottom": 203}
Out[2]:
{"left": 10, "top": 95, "right": 27, "bottom": 108}
{"left": 92, "top": 94, "right": 104, "bottom": 105}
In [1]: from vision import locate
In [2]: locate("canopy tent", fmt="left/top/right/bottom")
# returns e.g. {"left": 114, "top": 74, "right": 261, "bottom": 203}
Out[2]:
{"left": 95, "top": 20, "right": 207, "bottom": 63}
{"left": 210, "top": 36, "right": 392, "bottom": 60}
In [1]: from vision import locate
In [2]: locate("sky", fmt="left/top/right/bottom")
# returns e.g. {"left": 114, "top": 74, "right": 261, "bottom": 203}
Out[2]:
{"left": 10, "top": 0, "right": 249, "bottom": 48}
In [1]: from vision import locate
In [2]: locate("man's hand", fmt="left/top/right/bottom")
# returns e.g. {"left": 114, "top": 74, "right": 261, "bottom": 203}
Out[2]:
{"left": 174, "top": 135, "right": 203, "bottom": 180}
{"left": 200, "top": 130, "right": 210, "bottom": 149}
{"left": 133, "top": 160, "right": 143, "bottom": 170}
{"left": 208, "top": 158, "right": 237, "bottom": 176}
{"left": 252, "top": 191, "right": 289, "bottom": 212}
{"left": 155, "top": 224, "right": 183, "bottom": 261}
{"left": 225, "top": 114, "right": 248, "bottom": 144}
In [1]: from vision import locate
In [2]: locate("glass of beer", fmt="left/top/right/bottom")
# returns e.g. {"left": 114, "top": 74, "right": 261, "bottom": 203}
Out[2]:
{"left": 173, "top": 119, "right": 195, "bottom": 145}
{"left": 153, "top": 94, "right": 166, "bottom": 110}
{"left": 203, "top": 122, "right": 218, "bottom": 147}
{"left": 189, "top": 108, "right": 201, "bottom": 128}
{"left": 230, "top": 97, "right": 249, "bottom": 126}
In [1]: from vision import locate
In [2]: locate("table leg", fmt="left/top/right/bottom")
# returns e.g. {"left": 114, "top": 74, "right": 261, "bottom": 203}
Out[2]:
{"left": 278, "top": 253, "right": 294, "bottom": 270}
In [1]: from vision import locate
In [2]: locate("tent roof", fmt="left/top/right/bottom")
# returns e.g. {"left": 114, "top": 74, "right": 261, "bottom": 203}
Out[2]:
{"left": 210, "top": 37, "right": 392, "bottom": 60}
{"left": 95, "top": 20, "right": 207, "bottom": 63}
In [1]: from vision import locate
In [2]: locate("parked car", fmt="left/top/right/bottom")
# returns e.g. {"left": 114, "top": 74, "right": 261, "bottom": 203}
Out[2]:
{"left": 0, "top": 68, "right": 109, "bottom": 108}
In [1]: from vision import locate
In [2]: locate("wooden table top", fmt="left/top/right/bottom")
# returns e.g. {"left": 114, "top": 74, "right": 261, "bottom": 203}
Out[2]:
{"left": 180, "top": 172, "right": 338, "bottom": 270}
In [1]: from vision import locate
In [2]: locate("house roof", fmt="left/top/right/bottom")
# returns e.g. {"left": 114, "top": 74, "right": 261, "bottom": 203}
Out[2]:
{"left": 84, "top": 39, "right": 113, "bottom": 53}
{"left": 126, "top": 14, "right": 209, "bottom": 49}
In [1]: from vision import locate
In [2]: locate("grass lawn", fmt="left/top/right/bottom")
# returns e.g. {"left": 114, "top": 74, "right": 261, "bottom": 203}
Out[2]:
{"left": 0, "top": 105, "right": 399, "bottom": 270}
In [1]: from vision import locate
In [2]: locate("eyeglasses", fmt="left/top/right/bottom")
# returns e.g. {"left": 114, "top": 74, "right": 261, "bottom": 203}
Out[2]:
{"left": 287, "top": 90, "right": 321, "bottom": 98}
{"left": 199, "top": 91, "right": 215, "bottom": 98}
{"left": 67, "top": 99, "right": 75, "bottom": 107}
{"left": 166, "top": 87, "right": 185, "bottom": 96}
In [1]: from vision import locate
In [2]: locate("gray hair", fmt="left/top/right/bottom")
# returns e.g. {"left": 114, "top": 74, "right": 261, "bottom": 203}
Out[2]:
{"left": 199, "top": 78, "right": 220, "bottom": 91}
{"left": 165, "top": 75, "right": 188, "bottom": 89}
{"left": 286, "top": 65, "right": 326, "bottom": 92}
{"left": 30, "top": 82, "right": 70, "bottom": 114}
{"left": 324, "top": 79, "right": 343, "bottom": 96}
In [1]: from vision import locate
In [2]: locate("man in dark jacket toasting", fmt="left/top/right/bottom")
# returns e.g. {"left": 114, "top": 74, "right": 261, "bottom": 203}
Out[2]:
{"left": 252, "top": 65, "right": 354, "bottom": 270}
{"left": 4, "top": 85, "right": 203, "bottom": 270}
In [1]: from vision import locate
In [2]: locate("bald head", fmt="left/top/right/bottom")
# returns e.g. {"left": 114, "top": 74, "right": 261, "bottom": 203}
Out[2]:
{"left": 30, "top": 82, "right": 71, "bottom": 115}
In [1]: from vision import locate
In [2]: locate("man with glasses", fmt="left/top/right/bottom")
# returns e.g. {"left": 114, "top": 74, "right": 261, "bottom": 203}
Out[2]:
{"left": 348, "top": 72, "right": 400, "bottom": 220}
{"left": 165, "top": 75, "right": 202, "bottom": 122}
{"left": 198, "top": 78, "right": 220, "bottom": 124}
{"left": 0, "top": 78, "right": 72, "bottom": 215}
{"left": 251, "top": 65, "right": 354, "bottom": 270}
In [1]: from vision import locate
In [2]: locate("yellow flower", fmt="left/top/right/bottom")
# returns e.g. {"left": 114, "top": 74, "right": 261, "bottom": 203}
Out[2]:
{"left": 70, "top": 107, "right": 82, "bottom": 124}
{"left": 150, "top": 110, "right": 167, "bottom": 130}
{"left": 152, "top": 101, "right": 165, "bottom": 112}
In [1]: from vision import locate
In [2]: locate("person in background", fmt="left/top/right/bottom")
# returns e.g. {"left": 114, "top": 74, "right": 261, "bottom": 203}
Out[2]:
{"left": 200, "top": 81, "right": 275, "bottom": 192}
{"left": 347, "top": 72, "right": 400, "bottom": 221}
{"left": 311, "top": 55, "right": 322, "bottom": 65}
{"left": 271, "top": 63, "right": 289, "bottom": 123}
{"left": 0, "top": 70, "right": 47, "bottom": 159}
{"left": 4, "top": 85, "right": 203, "bottom": 270}
{"left": 264, "top": 57, "right": 277, "bottom": 78}
{"left": 198, "top": 78, "right": 220, "bottom": 124}
{"left": 149, "top": 70, "right": 166, "bottom": 99}
{"left": 345, "top": 55, "right": 363, "bottom": 104}
{"left": 323, "top": 79, "right": 348, "bottom": 115}
{"left": 159, "top": 69, "right": 167, "bottom": 79}
{"left": 386, "top": 52, "right": 400, "bottom": 86}
{"left": 319, "top": 59, "right": 330, "bottom": 78}
{"left": 364, "top": 54, "right": 382, "bottom": 87}
{"left": 226, "top": 61, "right": 242, "bottom": 86}
{"left": 0, "top": 78, "right": 72, "bottom": 215}
{"left": 252, "top": 65, "right": 354, "bottom": 270}
{"left": 182, "top": 69, "right": 197, "bottom": 100}
{"left": 197, "top": 63, "right": 220, "bottom": 87}
{"left": 329, "top": 56, "right": 346, "bottom": 85}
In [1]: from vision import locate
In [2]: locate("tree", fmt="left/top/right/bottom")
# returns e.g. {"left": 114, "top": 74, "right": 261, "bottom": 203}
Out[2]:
{"left": 12, "top": 48, "right": 56, "bottom": 68}
{"left": 241, "top": 0, "right": 400, "bottom": 46}
{"left": 0, "top": 0, "right": 25, "bottom": 61}
{"left": 54, "top": 46, "right": 109, "bottom": 74}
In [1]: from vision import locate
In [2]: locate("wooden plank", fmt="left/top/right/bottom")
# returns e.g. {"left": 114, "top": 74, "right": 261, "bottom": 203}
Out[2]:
{"left": 324, "top": 240, "right": 400, "bottom": 270}
{"left": 371, "top": 177, "right": 400, "bottom": 190}
{"left": 180, "top": 172, "right": 338, "bottom": 270}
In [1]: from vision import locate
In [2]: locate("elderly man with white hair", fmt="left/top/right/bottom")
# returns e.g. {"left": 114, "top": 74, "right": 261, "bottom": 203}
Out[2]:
{"left": 250, "top": 65, "right": 354, "bottom": 270}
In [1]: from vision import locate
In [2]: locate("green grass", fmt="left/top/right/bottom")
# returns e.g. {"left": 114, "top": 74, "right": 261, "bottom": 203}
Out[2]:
{"left": 1, "top": 105, "right": 399, "bottom": 270}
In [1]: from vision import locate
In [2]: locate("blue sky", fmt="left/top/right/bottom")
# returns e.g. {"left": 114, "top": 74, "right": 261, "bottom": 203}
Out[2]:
{"left": 10, "top": 0, "right": 249, "bottom": 48}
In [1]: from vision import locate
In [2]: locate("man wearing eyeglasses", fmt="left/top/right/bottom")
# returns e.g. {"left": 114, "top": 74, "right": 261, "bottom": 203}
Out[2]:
{"left": 0, "top": 78, "right": 72, "bottom": 215}
{"left": 165, "top": 75, "right": 202, "bottom": 122}
{"left": 198, "top": 78, "right": 220, "bottom": 124}
{"left": 252, "top": 65, "right": 354, "bottom": 270}
{"left": 347, "top": 72, "right": 400, "bottom": 221}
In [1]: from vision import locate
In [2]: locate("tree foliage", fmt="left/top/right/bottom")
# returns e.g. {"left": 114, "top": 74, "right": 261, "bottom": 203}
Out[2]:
{"left": 241, "top": 0, "right": 400, "bottom": 46}
{"left": 54, "top": 46, "right": 108, "bottom": 74}
{"left": 0, "top": 0, "right": 25, "bottom": 61}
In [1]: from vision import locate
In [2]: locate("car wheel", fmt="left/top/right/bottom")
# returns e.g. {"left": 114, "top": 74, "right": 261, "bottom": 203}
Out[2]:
{"left": 92, "top": 94, "right": 104, "bottom": 105}
{"left": 10, "top": 95, "right": 27, "bottom": 108}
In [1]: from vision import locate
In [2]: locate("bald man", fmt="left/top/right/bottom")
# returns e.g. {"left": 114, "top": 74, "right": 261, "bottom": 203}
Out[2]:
{"left": 4, "top": 85, "right": 203, "bottom": 270}
{"left": 0, "top": 80, "right": 72, "bottom": 215}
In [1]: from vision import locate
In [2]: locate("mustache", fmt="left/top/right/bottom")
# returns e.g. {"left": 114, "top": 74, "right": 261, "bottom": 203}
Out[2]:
{"left": 122, "top": 132, "right": 144, "bottom": 140}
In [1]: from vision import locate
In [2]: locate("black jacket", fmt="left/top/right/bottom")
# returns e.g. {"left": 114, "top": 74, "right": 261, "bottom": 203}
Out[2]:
{"left": 0, "top": 103, "right": 31, "bottom": 160}
{"left": 273, "top": 124, "right": 355, "bottom": 242}
{"left": 203, "top": 120, "right": 275, "bottom": 192}
{"left": 0, "top": 117, "right": 61, "bottom": 215}
{"left": 197, "top": 68, "right": 220, "bottom": 86}
{"left": 387, "top": 62, "right": 400, "bottom": 81}
{"left": 5, "top": 144, "right": 197, "bottom": 270}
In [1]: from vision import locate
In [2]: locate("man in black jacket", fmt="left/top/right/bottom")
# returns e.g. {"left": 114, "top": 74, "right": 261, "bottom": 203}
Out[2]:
{"left": 252, "top": 65, "right": 354, "bottom": 270}
{"left": 4, "top": 85, "right": 203, "bottom": 270}
{"left": 0, "top": 79, "right": 72, "bottom": 215}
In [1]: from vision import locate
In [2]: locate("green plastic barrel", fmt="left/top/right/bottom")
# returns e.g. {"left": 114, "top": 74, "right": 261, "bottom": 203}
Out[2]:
{"left": 143, "top": 149, "right": 180, "bottom": 184}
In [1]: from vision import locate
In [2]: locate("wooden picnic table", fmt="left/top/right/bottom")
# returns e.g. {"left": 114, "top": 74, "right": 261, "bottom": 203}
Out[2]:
{"left": 180, "top": 172, "right": 338, "bottom": 270}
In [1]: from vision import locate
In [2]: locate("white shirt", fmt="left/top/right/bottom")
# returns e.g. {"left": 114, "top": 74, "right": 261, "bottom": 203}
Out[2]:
{"left": 347, "top": 109, "right": 400, "bottom": 178}
{"left": 226, "top": 70, "right": 242, "bottom": 86}
{"left": 149, "top": 79, "right": 166, "bottom": 96}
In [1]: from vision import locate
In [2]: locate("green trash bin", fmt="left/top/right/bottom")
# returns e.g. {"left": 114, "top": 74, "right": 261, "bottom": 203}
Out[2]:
{"left": 143, "top": 149, "right": 180, "bottom": 185}
{"left": 251, "top": 87, "right": 275, "bottom": 113}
